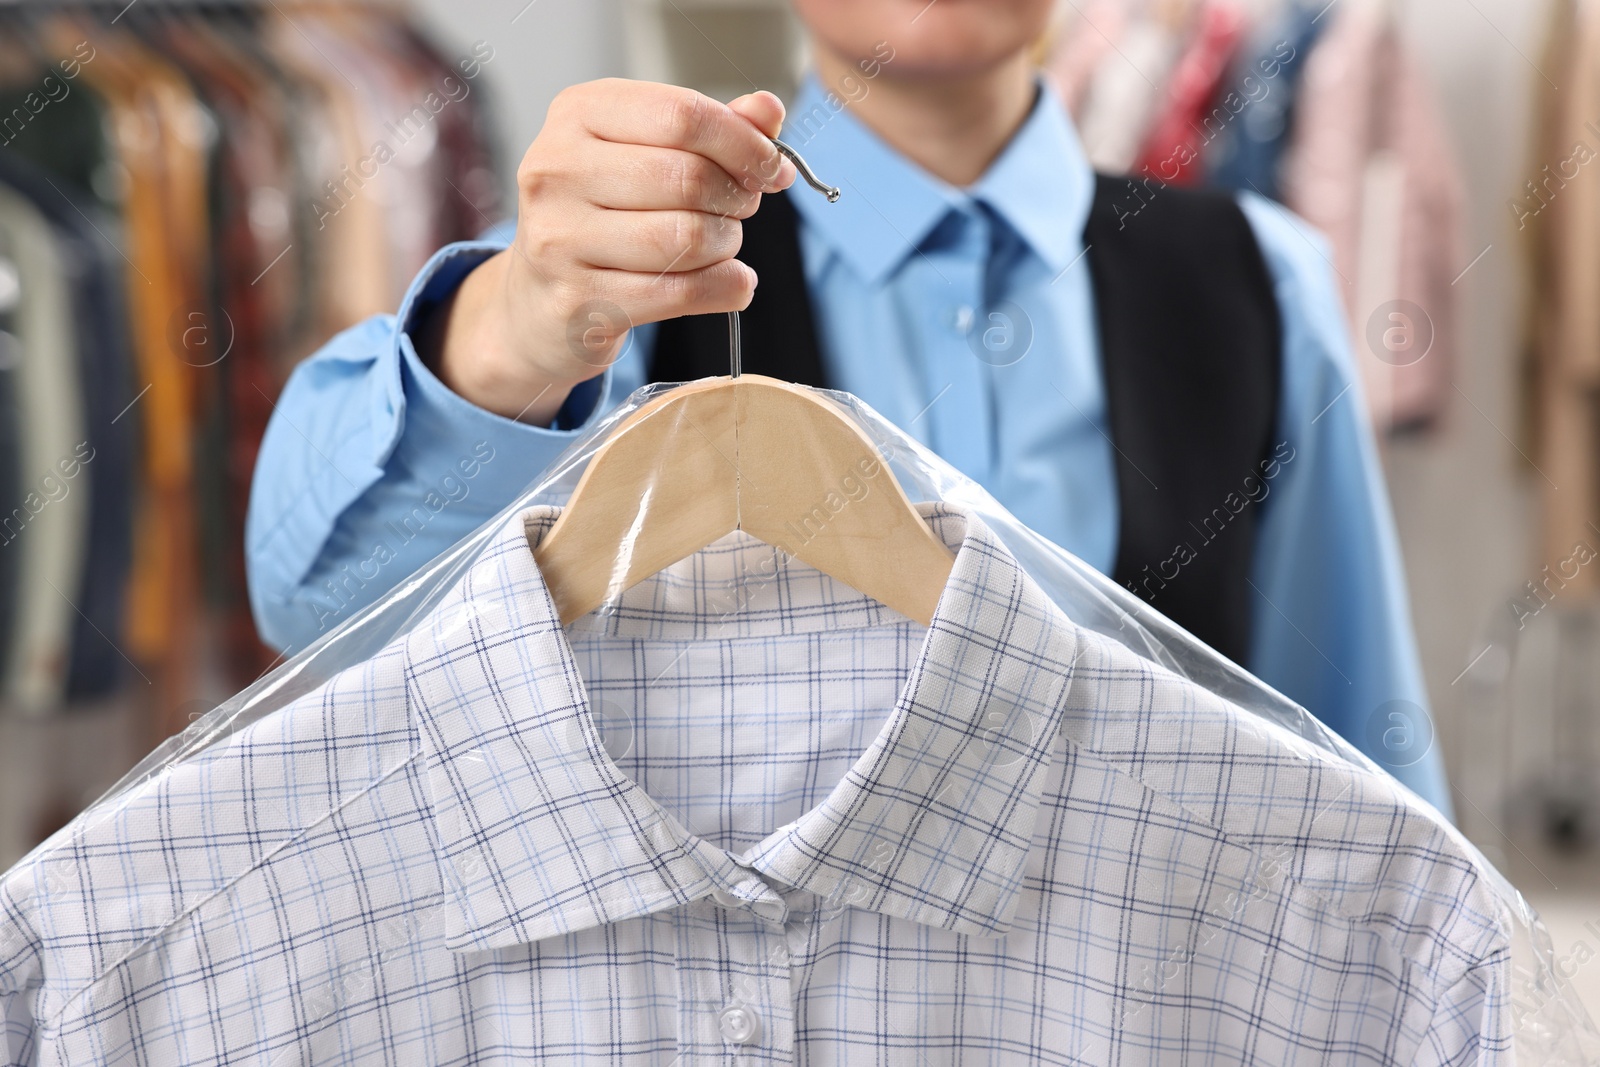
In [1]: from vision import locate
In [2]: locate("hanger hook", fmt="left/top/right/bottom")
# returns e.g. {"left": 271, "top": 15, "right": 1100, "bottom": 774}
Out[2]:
{"left": 729, "top": 137, "right": 840, "bottom": 378}
{"left": 771, "top": 137, "right": 842, "bottom": 203}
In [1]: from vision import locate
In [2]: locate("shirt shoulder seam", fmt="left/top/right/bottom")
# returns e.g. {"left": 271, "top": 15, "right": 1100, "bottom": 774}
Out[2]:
{"left": 1053, "top": 648, "right": 1501, "bottom": 985}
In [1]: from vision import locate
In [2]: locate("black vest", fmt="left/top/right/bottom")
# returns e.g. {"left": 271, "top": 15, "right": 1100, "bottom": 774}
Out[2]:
{"left": 648, "top": 176, "right": 1281, "bottom": 665}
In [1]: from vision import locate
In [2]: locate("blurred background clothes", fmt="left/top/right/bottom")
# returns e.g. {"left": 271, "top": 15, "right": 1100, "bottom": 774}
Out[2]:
{"left": 0, "top": 2, "right": 501, "bottom": 746}
{"left": 1047, "top": 0, "right": 1465, "bottom": 436}
{"left": 1524, "top": 0, "right": 1600, "bottom": 601}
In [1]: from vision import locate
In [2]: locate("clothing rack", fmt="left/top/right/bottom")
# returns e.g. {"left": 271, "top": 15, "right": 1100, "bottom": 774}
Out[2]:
{"left": 0, "top": 1, "right": 503, "bottom": 750}
{"left": 1045, "top": 0, "right": 1461, "bottom": 435}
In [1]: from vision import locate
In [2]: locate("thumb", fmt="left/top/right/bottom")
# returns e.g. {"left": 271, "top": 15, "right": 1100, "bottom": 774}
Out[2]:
{"left": 728, "top": 89, "right": 786, "bottom": 137}
{"left": 728, "top": 90, "right": 796, "bottom": 187}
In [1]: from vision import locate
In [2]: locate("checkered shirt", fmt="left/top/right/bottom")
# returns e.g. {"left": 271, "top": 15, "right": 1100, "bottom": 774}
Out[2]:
{"left": 0, "top": 504, "right": 1511, "bottom": 1065}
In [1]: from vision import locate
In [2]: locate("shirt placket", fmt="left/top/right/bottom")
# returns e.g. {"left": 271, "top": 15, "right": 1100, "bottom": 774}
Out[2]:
{"left": 917, "top": 205, "right": 995, "bottom": 486}
{"left": 673, "top": 873, "right": 797, "bottom": 1064}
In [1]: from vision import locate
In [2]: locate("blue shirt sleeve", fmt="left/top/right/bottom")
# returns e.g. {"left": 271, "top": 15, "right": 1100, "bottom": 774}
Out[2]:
{"left": 245, "top": 233, "right": 652, "bottom": 654}
{"left": 1237, "top": 192, "right": 1453, "bottom": 821}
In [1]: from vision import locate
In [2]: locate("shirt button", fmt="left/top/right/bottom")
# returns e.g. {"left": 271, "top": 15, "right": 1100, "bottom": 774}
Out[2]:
{"left": 710, "top": 887, "right": 741, "bottom": 909}
{"left": 953, "top": 305, "right": 975, "bottom": 334}
{"left": 718, "top": 1004, "right": 761, "bottom": 1045}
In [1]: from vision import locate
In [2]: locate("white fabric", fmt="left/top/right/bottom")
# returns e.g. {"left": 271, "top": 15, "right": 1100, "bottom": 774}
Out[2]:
{"left": 0, "top": 504, "right": 1511, "bottom": 1064}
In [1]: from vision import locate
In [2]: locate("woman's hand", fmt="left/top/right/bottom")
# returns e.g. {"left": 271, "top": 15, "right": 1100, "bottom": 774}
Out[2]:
{"left": 416, "top": 79, "right": 797, "bottom": 425}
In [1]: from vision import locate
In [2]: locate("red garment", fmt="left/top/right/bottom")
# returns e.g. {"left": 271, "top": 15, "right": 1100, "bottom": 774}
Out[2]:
{"left": 1134, "top": 3, "right": 1249, "bottom": 185}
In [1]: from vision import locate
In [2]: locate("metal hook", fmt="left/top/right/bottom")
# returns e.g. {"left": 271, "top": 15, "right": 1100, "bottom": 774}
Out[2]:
{"left": 728, "top": 137, "right": 840, "bottom": 378}
{"left": 771, "top": 138, "right": 842, "bottom": 203}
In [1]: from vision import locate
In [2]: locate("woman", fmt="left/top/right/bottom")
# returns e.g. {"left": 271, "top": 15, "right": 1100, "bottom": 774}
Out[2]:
{"left": 245, "top": 0, "right": 1449, "bottom": 814}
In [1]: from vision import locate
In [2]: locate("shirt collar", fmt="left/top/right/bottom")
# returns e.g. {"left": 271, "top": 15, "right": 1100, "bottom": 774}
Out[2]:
{"left": 405, "top": 501, "right": 1079, "bottom": 951}
{"left": 781, "top": 71, "right": 1096, "bottom": 286}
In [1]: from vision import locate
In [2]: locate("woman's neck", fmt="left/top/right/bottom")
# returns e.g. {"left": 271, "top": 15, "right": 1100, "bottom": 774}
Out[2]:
{"left": 809, "top": 46, "right": 1038, "bottom": 188}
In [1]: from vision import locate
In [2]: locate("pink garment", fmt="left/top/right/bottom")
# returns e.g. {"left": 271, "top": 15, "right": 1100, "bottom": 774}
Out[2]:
{"left": 1042, "top": 0, "right": 1127, "bottom": 119}
{"left": 1279, "top": 0, "right": 1465, "bottom": 433}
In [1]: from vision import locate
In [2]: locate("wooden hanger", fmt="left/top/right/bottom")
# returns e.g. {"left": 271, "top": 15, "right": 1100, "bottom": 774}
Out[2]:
{"left": 534, "top": 140, "right": 956, "bottom": 626}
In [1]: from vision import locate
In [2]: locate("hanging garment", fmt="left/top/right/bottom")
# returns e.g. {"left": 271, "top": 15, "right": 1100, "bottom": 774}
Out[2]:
{"left": 1075, "top": 19, "right": 1181, "bottom": 173}
{"left": 0, "top": 150, "right": 137, "bottom": 702}
{"left": 0, "top": 5, "right": 500, "bottom": 718}
{"left": 0, "top": 250, "right": 19, "bottom": 696}
{"left": 0, "top": 501, "right": 1523, "bottom": 1063}
{"left": 1042, "top": 0, "right": 1464, "bottom": 435}
{"left": 1205, "top": 0, "right": 1329, "bottom": 202}
{"left": 1043, "top": 0, "right": 1128, "bottom": 117}
{"left": 302, "top": 11, "right": 441, "bottom": 299}
{"left": 393, "top": 18, "right": 503, "bottom": 253}
{"left": 1133, "top": 0, "right": 1250, "bottom": 185}
{"left": 1277, "top": 0, "right": 1464, "bottom": 433}
{"left": 53, "top": 15, "right": 210, "bottom": 728}
{"left": 1523, "top": 0, "right": 1600, "bottom": 597}
{"left": 262, "top": 8, "right": 397, "bottom": 334}
{"left": 0, "top": 27, "right": 136, "bottom": 707}
{"left": 153, "top": 14, "right": 301, "bottom": 683}
{"left": 211, "top": 10, "right": 331, "bottom": 369}
{"left": 0, "top": 181, "right": 87, "bottom": 713}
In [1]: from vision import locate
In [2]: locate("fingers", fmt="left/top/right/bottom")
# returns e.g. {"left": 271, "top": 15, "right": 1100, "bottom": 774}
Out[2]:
{"left": 586, "top": 144, "right": 766, "bottom": 218}
{"left": 502, "top": 77, "right": 797, "bottom": 379}
{"left": 566, "top": 79, "right": 795, "bottom": 196}
{"left": 727, "top": 89, "right": 787, "bottom": 140}
{"left": 596, "top": 259, "right": 759, "bottom": 324}
{"left": 574, "top": 209, "right": 743, "bottom": 274}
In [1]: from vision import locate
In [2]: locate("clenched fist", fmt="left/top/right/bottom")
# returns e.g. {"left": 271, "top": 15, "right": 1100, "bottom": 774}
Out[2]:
{"left": 416, "top": 80, "right": 798, "bottom": 425}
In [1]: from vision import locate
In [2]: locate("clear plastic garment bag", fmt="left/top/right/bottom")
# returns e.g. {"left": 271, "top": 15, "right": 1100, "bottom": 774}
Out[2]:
{"left": 13, "top": 374, "right": 1591, "bottom": 1064}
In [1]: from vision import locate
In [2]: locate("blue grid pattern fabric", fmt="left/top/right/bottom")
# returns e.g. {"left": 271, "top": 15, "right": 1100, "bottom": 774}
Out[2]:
{"left": 1, "top": 504, "right": 1509, "bottom": 1064}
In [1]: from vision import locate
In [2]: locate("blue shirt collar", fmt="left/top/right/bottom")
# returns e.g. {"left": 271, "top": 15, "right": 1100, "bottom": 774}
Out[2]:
{"left": 780, "top": 72, "right": 1095, "bottom": 286}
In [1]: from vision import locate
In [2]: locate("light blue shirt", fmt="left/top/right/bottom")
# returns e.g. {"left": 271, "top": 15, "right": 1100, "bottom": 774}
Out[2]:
{"left": 245, "top": 76, "right": 1450, "bottom": 816}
